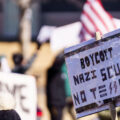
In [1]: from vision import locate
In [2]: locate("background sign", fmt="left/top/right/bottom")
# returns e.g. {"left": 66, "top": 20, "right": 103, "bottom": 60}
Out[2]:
{"left": 50, "top": 22, "right": 81, "bottom": 52}
{"left": 64, "top": 29, "right": 120, "bottom": 118}
{"left": 0, "top": 72, "right": 37, "bottom": 120}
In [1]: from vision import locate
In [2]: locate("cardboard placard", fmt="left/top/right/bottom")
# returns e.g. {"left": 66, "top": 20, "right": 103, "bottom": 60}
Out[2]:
{"left": 64, "top": 29, "right": 120, "bottom": 118}
{"left": 0, "top": 72, "right": 37, "bottom": 120}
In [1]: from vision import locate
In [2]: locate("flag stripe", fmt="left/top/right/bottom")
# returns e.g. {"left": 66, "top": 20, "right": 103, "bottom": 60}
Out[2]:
{"left": 92, "top": 1, "right": 116, "bottom": 31}
{"left": 81, "top": 22, "right": 94, "bottom": 37}
{"left": 83, "top": 11, "right": 101, "bottom": 33}
{"left": 88, "top": 1, "right": 110, "bottom": 31}
{"left": 80, "top": 27, "right": 92, "bottom": 42}
{"left": 84, "top": 3, "right": 107, "bottom": 34}
{"left": 80, "top": 0, "right": 118, "bottom": 42}
{"left": 81, "top": 13, "right": 95, "bottom": 33}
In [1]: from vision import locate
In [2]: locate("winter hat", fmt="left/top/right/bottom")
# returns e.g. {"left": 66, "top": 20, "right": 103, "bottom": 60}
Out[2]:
{"left": 0, "top": 109, "right": 21, "bottom": 120}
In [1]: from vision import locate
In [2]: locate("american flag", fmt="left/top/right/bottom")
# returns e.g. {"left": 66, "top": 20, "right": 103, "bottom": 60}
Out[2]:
{"left": 80, "top": 0, "right": 120, "bottom": 42}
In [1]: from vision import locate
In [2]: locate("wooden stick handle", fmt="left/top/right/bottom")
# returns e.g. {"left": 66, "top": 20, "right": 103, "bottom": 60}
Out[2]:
{"left": 109, "top": 102, "right": 118, "bottom": 120}
{"left": 95, "top": 31, "right": 118, "bottom": 120}
{"left": 95, "top": 32, "right": 101, "bottom": 40}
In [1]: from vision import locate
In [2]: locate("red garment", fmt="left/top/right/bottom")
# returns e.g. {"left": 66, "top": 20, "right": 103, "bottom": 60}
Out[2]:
{"left": 37, "top": 108, "right": 42, "bottom": 117}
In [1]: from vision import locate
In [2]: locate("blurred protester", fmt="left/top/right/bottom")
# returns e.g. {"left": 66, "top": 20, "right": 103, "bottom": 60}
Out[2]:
{"left": 12, "top": 52, "right": 37, "bottom": 74}
{"left": 47, "top": 52, "right": 75, "bottom": 120}
{"left": 0, "top": 92, "right": 21, "bottom": 120}
{"left": 0, "top": 55, "right": 11, "bottom": 72}
{"left": 37, "top": 25, "right": 75, "bottom": 120}
{"left": 36, "top": 25, "right": 57, "bottom": 120}
{"left": 61, "top": 63, "right": 76, "bottom": 120}
{"left": 12, "top": 52, "right": 39, "bottom": 120}
{"left": 47, "top": 53, "right": 66, "bottom": 120}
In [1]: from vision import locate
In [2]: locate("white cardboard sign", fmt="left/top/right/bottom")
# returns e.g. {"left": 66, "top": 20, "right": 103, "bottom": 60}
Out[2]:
{"left": 0, "top": 72, "right": 37, "bottom": 120}
{"left": 50, "top": 22, "right": 82, "bottom": 52}
{"left": 64, "top": 29, "right": 120, "bottom": 118}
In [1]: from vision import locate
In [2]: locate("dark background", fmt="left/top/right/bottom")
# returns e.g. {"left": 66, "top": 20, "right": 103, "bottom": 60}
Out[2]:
{"left": 0, "top": 0, "right": 120, "bottom": 41}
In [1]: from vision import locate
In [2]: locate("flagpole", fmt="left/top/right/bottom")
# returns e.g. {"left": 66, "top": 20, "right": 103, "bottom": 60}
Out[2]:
{"left": 95, "top": 32, "right": 118, "bottom": 120}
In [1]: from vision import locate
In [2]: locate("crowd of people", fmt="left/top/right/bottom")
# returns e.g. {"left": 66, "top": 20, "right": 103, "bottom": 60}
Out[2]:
{"left": 0, "top": 37, "right": 75, "bottom": 120}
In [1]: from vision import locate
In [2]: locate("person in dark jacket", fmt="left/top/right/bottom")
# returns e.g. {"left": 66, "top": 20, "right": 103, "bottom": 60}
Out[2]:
{"left": 47, "top": 53, "right": 66, "bottom": 120}
{"left": 0, "top": 110, "right": 21, "bottom": 120}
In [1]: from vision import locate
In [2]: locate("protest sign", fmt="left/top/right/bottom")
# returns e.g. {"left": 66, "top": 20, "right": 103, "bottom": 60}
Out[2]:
{"left": 0, "top": 72, "right": 37, "bottom": 120}
{"left": 64, "top": 29, "right": 120, "bottom": 118}
{"left": 50, "top": 22, "right": 81, "bottom": 52}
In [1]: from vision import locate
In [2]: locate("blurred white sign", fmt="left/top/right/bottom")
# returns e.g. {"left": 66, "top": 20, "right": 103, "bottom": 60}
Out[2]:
{"left": 0, "top": 72, "right": 37, "bottom": 120}
{"left": 50, "top": 22, "right": 82, "bottom": 52}
{"left": 37, "top": 25, "right": 56, "bottom": 43}
{"left": 65, "top": 29, "right": 120, "bottom": 118}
